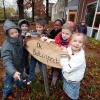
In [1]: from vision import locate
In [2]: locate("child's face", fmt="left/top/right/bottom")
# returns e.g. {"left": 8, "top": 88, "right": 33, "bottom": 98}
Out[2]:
{"left": 7, "top": 29, "right": 19, "bottom": 38}
{"left": 61, "top": 29, "right": 72, "bottom": 40}
{"left": 54, "top": 21, "right": 62, "bottom": 31}
{"left": 70, "top": 35, "right": 84, "bottom": 52}
{"left": 36, "top": 24, "right": 44, "bottom": 35}
{"left": 81, "top": 22, "right": 85, "bottom": 26}
{"left": 21, "top": 24, "right": 29, "bottom": 31}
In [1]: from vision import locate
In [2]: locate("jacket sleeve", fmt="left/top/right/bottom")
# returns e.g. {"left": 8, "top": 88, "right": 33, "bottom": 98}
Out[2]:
{"left": 55, "top": 34, "right": 59, "bottom": 43}
{"left": 1, "top": 46, "right": 17, "bottom": 76}
{"left": 54, "top": 33, "right": 61, "bottom": 46}
{"left": 60, "top": 55, "right": 85, "bottom": 73}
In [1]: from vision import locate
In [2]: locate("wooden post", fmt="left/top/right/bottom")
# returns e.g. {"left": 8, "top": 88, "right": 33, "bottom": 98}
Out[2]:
{"left": 0, "top": 47, "right": 1, "bottom": 58}
{"left": 42, "top": 64, "right": 50, "bottom": 97}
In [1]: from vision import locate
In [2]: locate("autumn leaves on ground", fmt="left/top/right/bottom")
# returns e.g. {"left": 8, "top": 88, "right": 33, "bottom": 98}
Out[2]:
{"left": 0, "top": 24, "right": 100, "bottom": 100}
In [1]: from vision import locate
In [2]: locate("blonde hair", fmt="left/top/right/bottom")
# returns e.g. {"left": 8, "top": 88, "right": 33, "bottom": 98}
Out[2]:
{"left": 70, "top": 32, "right": 87, "bottom": 47}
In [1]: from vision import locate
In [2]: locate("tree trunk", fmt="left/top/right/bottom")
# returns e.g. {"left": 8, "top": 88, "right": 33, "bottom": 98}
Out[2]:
{"left": 32, "top": 0, "right": 34, "bottom": 22}
{"left": 17, "top": 0, "right": 24, "bottom": 20}
{"left": 3, "top": 0, "right": 6, "bottom": 19}
{"left": 46, "top": 0, "right": 49, "bottom": 24}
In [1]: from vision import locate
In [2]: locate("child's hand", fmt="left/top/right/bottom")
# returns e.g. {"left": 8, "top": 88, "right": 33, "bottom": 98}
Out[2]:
{"left": 21, "top": 33, "right": 25, "bottom": 38}
{"left": 61, "top": 47, "right": 70, "bottom": 60}
{"left": 25, "top": 32, "right": 31, "bottom": 37}
{"left": 13, "top": 71, "right": 21, "bottom": 81}
{"left": 61, "top": 47, "right": 68, "bottom": 54}
{"left": 46, "top": 39, "right": 55, "bottom": 43}
{"left": 41, "top": 37, "right": 48, "bottom": 41}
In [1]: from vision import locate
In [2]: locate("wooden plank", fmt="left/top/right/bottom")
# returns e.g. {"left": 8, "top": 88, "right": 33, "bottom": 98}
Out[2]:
{"left": 42, "top": 64, "right": 50, "bottom": 96}
{"left": 25, "top": 37, "right": 62, "bottom": 69}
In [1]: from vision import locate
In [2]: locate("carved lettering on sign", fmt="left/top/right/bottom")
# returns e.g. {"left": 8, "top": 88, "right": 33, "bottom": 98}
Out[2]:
{"left": 26, "top": 38, "right": 62, "bottom": 68}
{"left": 37, "top": 42, "right": 42, "bottom": 49}
{"left": 33, "top": 49, "right": 59, "bottom": 64}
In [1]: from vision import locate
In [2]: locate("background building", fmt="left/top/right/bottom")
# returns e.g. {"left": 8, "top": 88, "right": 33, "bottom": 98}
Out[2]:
{"left": 51, "top": 2, "right": 60, "bottom": 21}
{"left": 65, "top": 0, "right": 80, "bottom": 23}
{"left": 49, "top": 3, "right": 55, "bottom": 17}
{"left": 52, "top": 0, "right": 67, "bottom": 21}
{"left": 52, "top": 0, "right": 100, "bottom": 40}
{"left": 78, "top": 0, "right": 100, "bottom": 40}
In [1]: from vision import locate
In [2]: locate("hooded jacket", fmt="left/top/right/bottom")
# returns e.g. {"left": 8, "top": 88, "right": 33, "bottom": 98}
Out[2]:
{"left": 18, "top": 19, "right": 30, "bottom": 35}
{"left": 1, "top": 20, "right": 24, "bottom": 76}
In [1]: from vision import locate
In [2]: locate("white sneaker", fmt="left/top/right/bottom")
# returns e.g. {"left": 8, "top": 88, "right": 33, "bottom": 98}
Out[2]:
{"left": 27, "top": 81, "right": 32, "bottom": 85}
{"left": 23, "top": 79, "right": 26, "bottom": 82}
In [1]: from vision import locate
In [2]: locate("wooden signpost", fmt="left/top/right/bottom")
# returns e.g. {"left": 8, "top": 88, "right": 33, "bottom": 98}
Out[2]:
{"left": 25, "top": 37, "right": 62, "bottom": 97}
{"left": 25, "top": 37, "right": 62, "bottom": 69}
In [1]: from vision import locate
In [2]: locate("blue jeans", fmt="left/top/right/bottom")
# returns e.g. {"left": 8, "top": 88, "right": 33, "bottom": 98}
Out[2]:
{"left": 23, "top": 49, "right": 30, "bottom": 75}
{"left": 23, "top": 49, "right": 29, "bottom": 68}
{"left": 28, "top": 56, "right": 43, "bottom": 82}
{"left": 2, "top": 72, "right": 24, "bottom": 96}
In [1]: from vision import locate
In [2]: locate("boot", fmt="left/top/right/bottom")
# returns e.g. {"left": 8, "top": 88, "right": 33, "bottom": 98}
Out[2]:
{"left": 51, "top": 77, "right": 58, "bottom": 86}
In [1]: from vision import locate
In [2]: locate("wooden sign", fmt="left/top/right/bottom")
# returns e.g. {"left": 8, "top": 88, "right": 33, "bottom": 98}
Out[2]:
{"left": 25, "top": 37, "right": 62, "bottom": 69}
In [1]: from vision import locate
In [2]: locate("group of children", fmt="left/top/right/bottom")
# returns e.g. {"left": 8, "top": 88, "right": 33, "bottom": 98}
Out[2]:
{"left": 1, "top": 18, "right": 86, "bottom": 100}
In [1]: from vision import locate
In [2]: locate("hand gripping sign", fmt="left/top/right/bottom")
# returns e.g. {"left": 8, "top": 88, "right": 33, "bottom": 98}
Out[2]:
{"left": 25, "top": 37, "right": 62, "bottom": 69}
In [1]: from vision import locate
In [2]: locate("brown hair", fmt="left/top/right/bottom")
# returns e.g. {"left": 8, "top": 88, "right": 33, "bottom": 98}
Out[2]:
{"left": 35, "top": 18, "right": 46, "bottom": 27}
{"left": 62, "top": 23, "right": 74, "bottom": 33}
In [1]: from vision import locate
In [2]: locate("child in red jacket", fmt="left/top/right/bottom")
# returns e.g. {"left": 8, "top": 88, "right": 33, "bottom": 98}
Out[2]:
{"left": 41, "top": 23, "right": 75, "bottom": 85}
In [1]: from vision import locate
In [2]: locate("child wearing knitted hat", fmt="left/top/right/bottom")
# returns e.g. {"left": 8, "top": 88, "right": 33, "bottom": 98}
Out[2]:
{"left": 18, "top": 19, "right": 30, "bottom": 79}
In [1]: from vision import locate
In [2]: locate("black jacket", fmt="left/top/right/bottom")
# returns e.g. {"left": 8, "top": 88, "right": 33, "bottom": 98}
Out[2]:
{"left": 48, "top": 29, "right": 62, "bottom": 39}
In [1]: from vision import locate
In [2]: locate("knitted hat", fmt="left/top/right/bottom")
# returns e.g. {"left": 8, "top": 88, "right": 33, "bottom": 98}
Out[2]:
{"left": 66, "top": 21, "right": 76, "bottom": 31}
{"left": 18, "top": 19, "right": 30, "bottom": 28}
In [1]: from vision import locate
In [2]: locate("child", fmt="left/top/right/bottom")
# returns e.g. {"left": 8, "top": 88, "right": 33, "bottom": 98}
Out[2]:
{"left": 49, "top": 18, "right": 64, "bottom": 39}
{"left": 42, "top": 23, "right": 74, "bottom": 85}
{"left": 18, "top": 19, "right": 30, "bottom": 77}
{"left": 27, "top": 18, "right": 48, "bottom": 85}
{"left": 50, "top": 20, "right": 76, "bottom": 82}
{"left": 1, "top": 20, "right": 24, "bottom": 99}
{"left": 60, "top": 33, "right": 86, "bottom": 100}
{"left": 78, "top": 20, "right": 87, "bottom": 35}
{"left": 48, "top": 18, "right": 65, "bottom": 81}
{"left": 18, "top": 19, "right": 30, "bottom": 37}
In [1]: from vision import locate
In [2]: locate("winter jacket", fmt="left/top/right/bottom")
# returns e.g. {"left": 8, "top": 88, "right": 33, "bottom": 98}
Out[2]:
{"left": 78, "top": 25, "right": 87, "bottom": 35}
{"left": 48, "top": 29, "right": 62, "bottom": 39}
{"left": 55, "top": 32, "right": 70, "bottom": 48}
{"left": 1, "top": 20, "right": 24, "bottom": 76}
{"left": 60, "top": 46, "right": 86, "bottom": 82}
